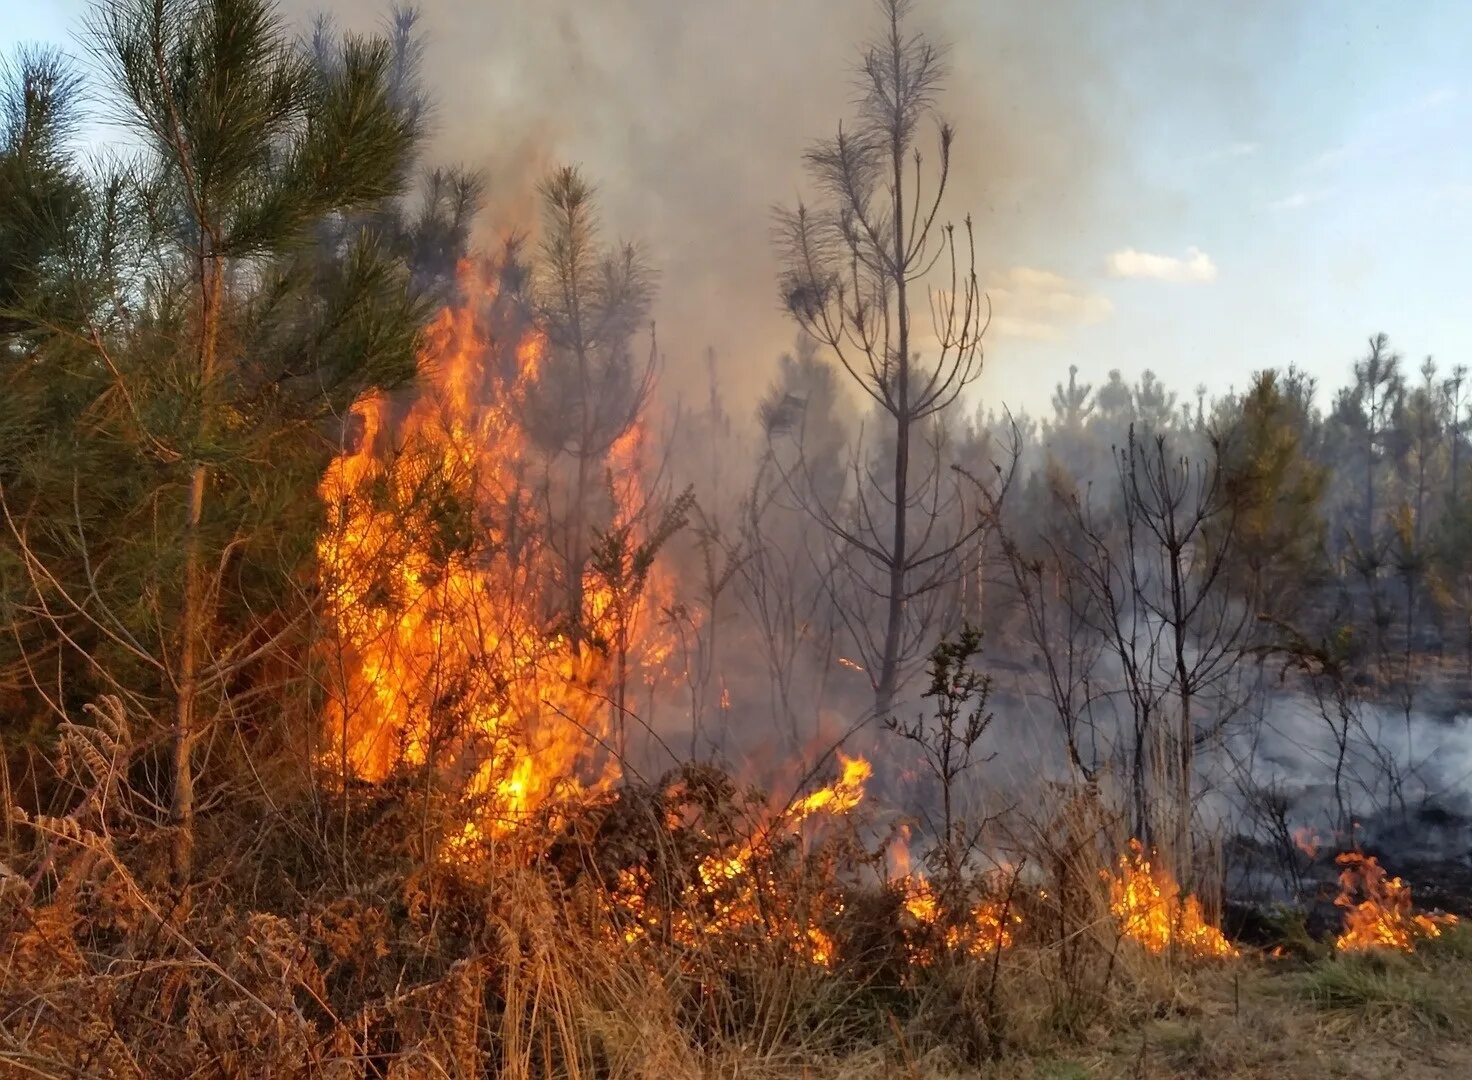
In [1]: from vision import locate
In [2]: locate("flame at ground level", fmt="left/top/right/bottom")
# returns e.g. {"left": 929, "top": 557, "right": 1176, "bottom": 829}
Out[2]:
{"left": 1333, "top": 852, "right": 1459, "bottom": 952}
{"left": 900, "top": 876, "right": 1022, "bottom": 959}
{"left": 1106, "top": 840, "right": 1236, "bottom": 959}
{"left": 610, "top": 754, "right": 875, "bottom": 966}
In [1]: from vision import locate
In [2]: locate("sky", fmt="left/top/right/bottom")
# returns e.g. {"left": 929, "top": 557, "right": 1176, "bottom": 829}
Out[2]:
{"left": 7, "top": 0, "right": 1471, "bottom": 419}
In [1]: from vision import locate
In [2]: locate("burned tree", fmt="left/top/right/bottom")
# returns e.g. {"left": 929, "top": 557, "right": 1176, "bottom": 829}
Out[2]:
{"left": 775, "top": 0, "right": 988, "bottom": 713}
{"left": 1008, "top": 428, "right": 1254, "bottom": 879}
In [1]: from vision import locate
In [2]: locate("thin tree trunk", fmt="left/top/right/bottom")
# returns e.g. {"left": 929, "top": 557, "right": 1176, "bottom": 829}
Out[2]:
{"left": 1451, "top": 403, "right": 1461, "bottom": 509}
{"left": 174, "top": 251, "right": 221, "bottom": 886}
{"left": 877, "top": 22, "right": 911, "bottom": 715}
{"left": 1365, "top": 412, "right": 1376, "bottom": 553}
{"left": 174, "top": 462, "right": 205, "bottom": 884}
{"left": 1169, "top": 534, "right": 1194, "bottom": 879}
{"left": 569, "top": 447, "right": 589, "bottom": 649}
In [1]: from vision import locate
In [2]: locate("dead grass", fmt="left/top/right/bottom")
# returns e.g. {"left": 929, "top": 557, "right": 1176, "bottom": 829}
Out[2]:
{"left": 5, "top": 727, "right": 1472, "bottom": 1079}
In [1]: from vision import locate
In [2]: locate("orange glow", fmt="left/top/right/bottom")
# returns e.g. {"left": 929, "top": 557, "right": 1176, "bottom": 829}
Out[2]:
{"left": 900, "top": 876, "right": 1021, "bottom": 959}
{"left": 1105, "top": 840, "right": 1236, "bottom": 959}
{"left": 316, "top": 263, "right": 667, "bottom": 843}
{"left": 1333, "top": 852, "right": 1458, "bottom": 952}
{"left": 611, "top": 755, "right": 873, "bottom": 967}
{"left": 1293, "top": 826, "right": 1323, "bottom": 859}
{"left": 887, "top": 826, "right": 914, "bottom": 880}
{"left": 792, "top": 753, "right": 872, "bottom": 819}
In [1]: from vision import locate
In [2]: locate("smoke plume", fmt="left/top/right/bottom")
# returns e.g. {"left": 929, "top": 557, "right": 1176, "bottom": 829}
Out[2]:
{"left": 289, "top": 0, "right": 1155, "bottom": 411}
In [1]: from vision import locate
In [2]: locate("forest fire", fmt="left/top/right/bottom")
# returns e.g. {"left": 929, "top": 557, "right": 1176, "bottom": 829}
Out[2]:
{"left": 316, "top": 264, "right": 666, "bottom": 842}
{"left": 1333, "top": 852, "right": 1459, "bottom": 952}
{"left": 610, "top": 753, "right": 874, "bottom": 964}
{"left": 14, "top": 0, "right": 1472, "bottom": 1074}
{"left": 1106, "top": 841, "right": 1236, "bottom": 959}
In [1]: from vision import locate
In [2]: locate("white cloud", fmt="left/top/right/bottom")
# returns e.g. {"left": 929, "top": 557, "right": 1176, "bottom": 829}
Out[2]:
{"left": 985, "top": 267, "right": 1113, "bottom": 341}
{"left": 1105, "top": 246, "right": 1218, "bottom": 284}
{"left": 1267, "top": 189, "right": 1329, "bottom": 212}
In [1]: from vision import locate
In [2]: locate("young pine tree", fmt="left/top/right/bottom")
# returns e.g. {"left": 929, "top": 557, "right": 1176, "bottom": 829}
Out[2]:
{"left": 1, "top": 0, "right": 430, "bottom": 884}
{"left": 776, "top": 0, "right": 988, "bottom": 714}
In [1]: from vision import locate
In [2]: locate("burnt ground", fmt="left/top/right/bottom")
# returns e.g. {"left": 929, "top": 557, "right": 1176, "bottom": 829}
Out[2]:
{"left": 1221, "top": 802, "right": 1472, "bottom": 956}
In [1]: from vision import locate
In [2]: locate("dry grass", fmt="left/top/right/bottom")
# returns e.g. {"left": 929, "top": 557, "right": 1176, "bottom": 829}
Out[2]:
{"left": 4, "top": 716, "right": 1471, "bottom": 1078}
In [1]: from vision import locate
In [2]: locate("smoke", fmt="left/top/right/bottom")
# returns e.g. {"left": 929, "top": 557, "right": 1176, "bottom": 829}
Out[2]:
{"left": 291, "top": 0, "right": 1462, "bottom": 882}
{"left": 1224, "top": 692, "right": 1472, "bottom": 856}
{"left": 287, "top": 0, "right": 1164, "bottom": 412}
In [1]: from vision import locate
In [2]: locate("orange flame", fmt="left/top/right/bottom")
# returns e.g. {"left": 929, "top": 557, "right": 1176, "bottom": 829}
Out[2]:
{"left": 900, "top": 876, "right": 1021, "bottom": 959}
{"left": 316, "top": 264, "right": 665, "bottom": 843}
{"left": 697, "top": 753, "right": 873, "bottom": 889}
{"left": 792, "top": 753, "right": 872, "bottom": 819}
{"left": 1293, "top": 826, "right": 1323, "bottom": 859}
{"left": 1105, "top": 840, "right": 1236, "bottom": 959}
{"left": 1333, "top": 852, "right": 1458, "bottom": 952}
{"left": 612, "top": 755, "right": 873, "bottom": 966}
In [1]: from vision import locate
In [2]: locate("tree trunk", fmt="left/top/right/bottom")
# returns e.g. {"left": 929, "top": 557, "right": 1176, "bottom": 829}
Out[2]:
{"left": 1168, "top": 530, "right": 1194, "bottom": 881}
{"left": 568, "top": 446, "right": 589, "bottom": 651}
{"left": 173, "top": 462, "right": 205, "bottom": 884}
{"left": 1365, "top": 416, "right": 1376, "bottom": 553}
{"left": 876, "top": 36, "right": 911, "bottom": 717}
{"left": 174, "top": 251, "right": 222, "bottom": 886}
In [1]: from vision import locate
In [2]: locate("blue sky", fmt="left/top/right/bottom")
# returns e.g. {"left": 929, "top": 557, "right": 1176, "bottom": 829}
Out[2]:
{"left": 6, "top": 0, "right": 1470, "bottom": 417}
{"left": 977, "top": 0, "right": 1472, "bottom": 412}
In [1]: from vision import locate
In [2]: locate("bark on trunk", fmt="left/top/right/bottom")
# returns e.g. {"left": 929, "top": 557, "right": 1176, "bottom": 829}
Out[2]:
{"left": 173, "top": 251, "right": 221, "bottom": 887}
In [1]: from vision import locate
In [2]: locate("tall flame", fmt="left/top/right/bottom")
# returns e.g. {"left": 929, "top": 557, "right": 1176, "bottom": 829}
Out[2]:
{"left": 316, "top": 265, "right": 662, "bottom": 839}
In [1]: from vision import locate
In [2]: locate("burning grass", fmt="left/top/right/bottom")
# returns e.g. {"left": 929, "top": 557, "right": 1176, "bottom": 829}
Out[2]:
{"left": 8, "top": 716, "right": 1472, "bottom": 1078}
{"left": 1105, "top": 840, "right": 1237, "bottom": 960}
{"left": 1333, "top": 852, "right": 1461, "bottom": 953}
{"left": 6, "top": 249, "right": 1465, "bottom": 1080}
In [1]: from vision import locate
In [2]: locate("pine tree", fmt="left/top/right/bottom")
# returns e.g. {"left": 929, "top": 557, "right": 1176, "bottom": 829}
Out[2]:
{"left": 0, "top": 0, "right": 429, "bottom": 883}
{"left": 775, "top": 0, "right": 987, "bottom": 713}
{"left": 1049, "top": 364, "right": 1094, "bottom": 430}
{"left": 519, "top": 165, "right": 655, "bottom": 651}
{"left": 1094, "top": 368, "right": 1134, "bottom": 431}
{"left": 0, "top": 49, "right": 87, "bottom": 335}
{"left": 1133, "top": 369, "right": 1177, "bottom": 431}
{"left": 1219, "top": 369, "right": 1328, "bottom": 620}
